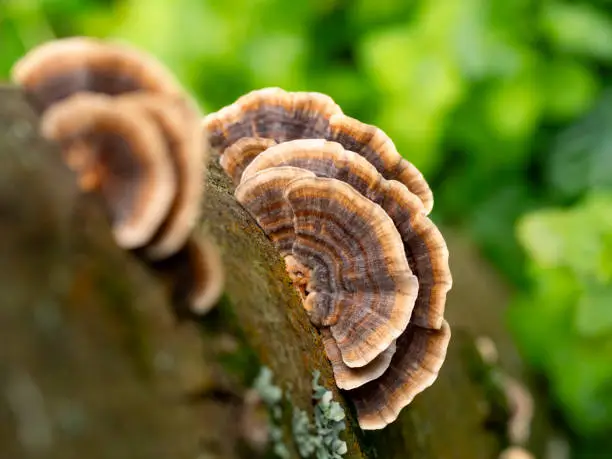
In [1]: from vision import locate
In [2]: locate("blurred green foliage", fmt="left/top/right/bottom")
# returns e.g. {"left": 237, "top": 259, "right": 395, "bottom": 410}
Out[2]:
{"left": 2, "top": 0, "right": 612, "bottom": 455}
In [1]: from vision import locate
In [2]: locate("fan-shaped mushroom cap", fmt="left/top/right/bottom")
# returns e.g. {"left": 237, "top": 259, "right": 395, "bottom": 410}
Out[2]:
{"left": 351, "top": 320, "right": 451, "bottom": 430}
{"left": 40, "top": 93, "right": 176, "bottom": 249}
{"left": 382, "top": 180, "right": 451, "bottom": 329}
{"left": 117, "top": 93, "right": 207, "bottom": 259}
{"left": 242, "top": 139, "right": 451, "bottom": 330}
{"left": 241, "top": 139, "right": 383, "bottom": 198}
{"left": 203, "top": 87, "right": 342, "bottom": 154}
{"left": 321, "top": 329, "right": 396, "bottom": 390}
{"left": 12, "top": 36, "right": 184, "bottom": 113}
{"left": 235, "top": 167, "right": 316, "bottom": 256}
{"left": 204, "top": 87, "right": 433, "bottom": 213}
{"left": 285, "top": 176, "right": 417, "bottom": 368}
{"left": 220, "top": 137, "right": 277, "bottom": 185}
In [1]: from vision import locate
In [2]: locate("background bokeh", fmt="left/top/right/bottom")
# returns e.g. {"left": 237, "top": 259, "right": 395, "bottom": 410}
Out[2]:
{"left": 2, "top": 0, "right": 611, "bottom": 456}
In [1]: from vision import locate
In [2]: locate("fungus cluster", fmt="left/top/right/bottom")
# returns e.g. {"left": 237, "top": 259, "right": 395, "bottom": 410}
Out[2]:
{"left": 204, "top": 88, "right": 452, "bottom": 430}
{"left": 11, "top": 37, "right": 223, "bottom": 314}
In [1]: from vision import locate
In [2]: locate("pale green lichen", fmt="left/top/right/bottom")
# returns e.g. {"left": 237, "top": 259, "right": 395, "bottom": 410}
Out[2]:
{"left": 252, "top": 367, "right": 347, "bottom": 459}
{"left": 291, "top": 371, "right": 347, "bottom": 459}
{"left": 252, "top": 366, "right": 288, "bottom": 458}
{"left": 253, "top": 366, "right": 283, "bottom": 421}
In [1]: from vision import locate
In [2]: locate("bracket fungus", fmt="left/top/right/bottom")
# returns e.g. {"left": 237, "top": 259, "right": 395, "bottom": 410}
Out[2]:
{"left": 221, "top": 137, "right": 278, "bottom": 185}
{"left": 207, "top": 89, "right": 452, "bottom": 430}
{"left": 11, "top": 36, "right": 184, "bottom": 113}
{"left": 11, "top": 38, "right": 223, "bottom": 314}
{"left": 203, "top": 87, "right": 433, "bottom": 214}
{"left": 40, "top": 92, "right": 177, "bottom": 249}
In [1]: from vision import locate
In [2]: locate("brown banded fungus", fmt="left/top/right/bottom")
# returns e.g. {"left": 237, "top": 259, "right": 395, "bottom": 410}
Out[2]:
{"left": 284, "top": 176, "right": 418, "bottom": 367}
{"left": 209, "top": 92, "right": 452, "bottom": 430}
{"left": 237, "top": 169, "right": 418, "bottom": 367}
{"left": 118, "top": 93, "right": 207, "bottom": 260}
{"left": 220, "top": 137, "right": 277, "bottom": 185}
{"left": 235, "top": 167, "right": 316, "bottom": 256}
{"left": 321, "top": 329, "right": 397, "bottom": 391}
{"left": 242, "top": 139, "right": 451, "bottom": 331}
{"left": 40, "top": 93, "right": 177, "bottom": 249}
{"left": 350, "top": 321, "right": 451, "bottom": 430}
{"left": 12, "top": 38, "right": 222, "bottom": 314}
{"left": 11, "top": 36, "right": 184, "bottom": 113}
{"left": 204, "top": 87, "right": 433, "bottom": 214}
{"left": 153, "top": 236, "right": 226, "bottom": 316}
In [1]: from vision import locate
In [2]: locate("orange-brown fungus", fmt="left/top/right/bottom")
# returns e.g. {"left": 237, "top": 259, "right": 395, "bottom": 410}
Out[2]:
{"left": 13, "top": 37, "right": 223, "bottom": 316}
{"left": 12, "top": 36, "right": 184, "bottom": 113}
{"left": 203, "top": 87, "right": 342, "bottom": 154}
{"left": 350, "top": 321, "right": 451, "bottom": 430}
{"left": 204, "top": 87, "right": 433, "bottom": 213}
{"left": 118, "top": 93, "right": 207, "bottom": 259}
{"left": 243, "top": 139, "right": 451, "bottom": 330}
{"left": 285, "top": 176, "right": 417, "bottom": 367}
{"left": 284, "top": 254, "right": 312, "bottom": 301}
{"left": 322, "top": 329, "right": 397, "bottom": 390}
{"left": 216, "top": 110, "right": 452, "bottom": 428}
{"left": 40, "top": 93, "right": 176, "bottom": 249}
{"left": 235, "top": 167, "right": 316, "bottom": 256}
{"left": 220, "top": 137, "right": 277, "bottom": 185}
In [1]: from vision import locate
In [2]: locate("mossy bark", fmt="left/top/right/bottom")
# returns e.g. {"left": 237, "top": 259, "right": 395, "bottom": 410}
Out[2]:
{"left": 0, "top": 85, "right": 549, "bottom": 459}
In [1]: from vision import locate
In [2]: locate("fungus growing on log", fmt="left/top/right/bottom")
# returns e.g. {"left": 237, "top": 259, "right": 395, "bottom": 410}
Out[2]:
{"left": 118, "top": 93, "right": 207, "bottom": 260}
{"left": 12, "top": 38, "right": 222, "bottom": 315}
{"left": 321, "top": 330, "right": 397, "bottom": 391}
{"left": 12, "top": 36, "right": 184, "bottom": 113}
{"left": 221, "top": 137, "right": 277, "bottom": 185}
{"left": 40, "top": 93, "right": 177, "bottom": 249}
{"left": 204, "top": 87, "right": 433, "bottom": 213}
{"left": 235, "top": 167, "right": 316, "bottom": 256}
{"left": 350, "top": 321, "right": 451, "bottom": 430}
{"left": 284, "top": 176, "right": 418, "bottom": 367}
{"left": 203, "top": 87, "right": 342, "bottom": 153}
{"left": 237, "top": 167, "right": 418, "bottom": 367}
{"left": 242, "top": 139, "right": 451, "bottom": 330}
{"left": 209, "top": 91, "right": 452, "bottom": 430}
{"left": 154, "top": 236, "right": 226, "bottom": 316}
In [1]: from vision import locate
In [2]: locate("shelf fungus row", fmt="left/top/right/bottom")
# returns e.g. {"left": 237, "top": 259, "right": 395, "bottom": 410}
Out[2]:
{"left": 204, "top": 88, "right": 452, "bottom": 430}
{"left": 12, "top": 37, "right": 224, "bottom": 314}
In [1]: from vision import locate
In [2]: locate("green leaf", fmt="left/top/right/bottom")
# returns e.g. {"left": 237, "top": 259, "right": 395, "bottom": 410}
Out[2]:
{"left": 548, "top": 339, "right": 612, "bottom": 436}
{"left": 541, "top": 3, "right": 612, "bottom": 61}
{"left": 542, "top": 59, "right": 599, "bottom": 121}
{"left": 484, "top": 69, "right": 543, "bottom": 139}
{"left": 575, "top": 281, "right": 612, "bottom": 338}
{"left": 375, "top": 101, "right": 445, "bottom": 176}
{"left": 507, "top": 267, "right": 579, "bottom": 368}
{"left": 547, "top": 90, "right": 612, "bottom": 199}
{"left": 516, "top": 197, "right": 612, "bottom": 278}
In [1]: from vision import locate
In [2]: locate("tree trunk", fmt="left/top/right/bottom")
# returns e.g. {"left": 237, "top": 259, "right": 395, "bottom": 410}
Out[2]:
{"left": 0, "top": 85, "right": 551, "bottom": 459}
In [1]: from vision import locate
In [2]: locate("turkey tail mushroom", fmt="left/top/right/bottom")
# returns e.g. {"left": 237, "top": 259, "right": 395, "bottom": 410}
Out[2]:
{"left": 284, "top": 176, "right": 418, "bottom": 367}
{"left": 242, "top": 139, "right": 451, "bottom": 330}
{"left": 12, "top": 36, "right": 184, "bottom": 112}
{"left": 351, "top": 321, "right": 451, "bottom": 430}
{"left": 203, "top": 87, "right": 342, "bottom": 153}
{"left": 204, "top": 87, "right": 433, "bottom": 213}
{"left": 212, "top": 91, "right": 452, "bottom": 430}
{"left": 40, "top": 93, "right": 176, "bottom": 249}
{"left": 13, "top": 38, "right": 223, "bottom": 315}
{"left": 236, "top": 167, "right": 418, "bottom": 368}
{"left": 220, "top": 137, "right": 277, "bottom": 185}
{"left": 117, "top": 93, "right": 207, "bottom": 260}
